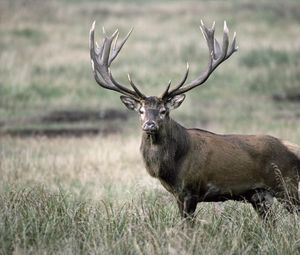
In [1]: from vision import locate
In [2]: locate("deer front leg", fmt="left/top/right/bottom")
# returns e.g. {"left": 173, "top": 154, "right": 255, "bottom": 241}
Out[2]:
{"left": 177, "top": 194, "right": 198, "bottom": 218}
{"left": 249, "top": 189, "right": 274, "bottom": 221}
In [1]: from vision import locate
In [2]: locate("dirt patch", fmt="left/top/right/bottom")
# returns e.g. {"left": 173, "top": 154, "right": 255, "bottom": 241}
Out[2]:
{"left": 40, "top": 109, "right": 128, "bottom": 123}
{"left": 273, "top": 89, "right": 300, "bottom": 102}
{"left": 1, "top": 109, "right": 129, "bottom": 138}
{"left": 3, "top": 127, "right": 119, "bottom": 138}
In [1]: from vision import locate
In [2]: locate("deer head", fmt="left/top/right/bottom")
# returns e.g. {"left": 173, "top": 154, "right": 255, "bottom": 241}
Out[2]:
{"left": 89, "top": 21, "right": 238, "bottom": 134}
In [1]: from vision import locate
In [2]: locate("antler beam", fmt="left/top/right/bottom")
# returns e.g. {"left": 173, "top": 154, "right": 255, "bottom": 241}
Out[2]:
{"left": 89, "top": 21, "right": 146, "bottom": 100}
{"left": 163, "top": 21, "right": 238, "bottom": 98}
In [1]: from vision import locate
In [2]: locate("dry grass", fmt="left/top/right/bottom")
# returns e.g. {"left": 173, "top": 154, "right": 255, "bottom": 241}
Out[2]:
{"left": 0, "top": 135, "right": 160, "bottom": 201}
{"left": 1, "top": 135, "right": 300, "bottom": 254}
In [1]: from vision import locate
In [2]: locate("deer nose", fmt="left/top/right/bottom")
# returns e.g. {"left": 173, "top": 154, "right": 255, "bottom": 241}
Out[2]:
{"left": 142, "top": 121, "right": 158, "bottom": 133}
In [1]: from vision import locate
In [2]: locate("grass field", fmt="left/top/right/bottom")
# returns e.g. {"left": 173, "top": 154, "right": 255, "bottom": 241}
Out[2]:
{"left": 1, "top": 0, "right": 300, "bottom": 254}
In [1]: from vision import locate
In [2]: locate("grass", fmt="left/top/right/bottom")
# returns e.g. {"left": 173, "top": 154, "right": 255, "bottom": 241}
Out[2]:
{"left": 240, "top": 48, "right": 297, "bottom": 69}
{"left": 0, "top": 185, "right": 300, "bottom": 254}
{"left": 1, "top": 135, "right": 300, "bottom": 254}
{"left": 1, "top": 0, "right": 300, "bottom": 254}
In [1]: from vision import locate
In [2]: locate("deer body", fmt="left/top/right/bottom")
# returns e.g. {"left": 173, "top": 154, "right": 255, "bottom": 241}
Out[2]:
{"left": 89, "top": 21, "right": 300, "bottom": 219}
{"left": 141, "top": 116, "right": 300, "bottom": 217}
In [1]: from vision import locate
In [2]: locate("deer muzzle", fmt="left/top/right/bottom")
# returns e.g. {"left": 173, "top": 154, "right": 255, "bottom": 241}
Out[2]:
{"left": 142, "top": 121, "right": 158, "bottom": 133}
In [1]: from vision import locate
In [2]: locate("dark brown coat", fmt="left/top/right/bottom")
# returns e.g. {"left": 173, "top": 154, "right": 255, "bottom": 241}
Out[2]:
{"left": 141, "top": 117, "right": 300, "bottom": 218}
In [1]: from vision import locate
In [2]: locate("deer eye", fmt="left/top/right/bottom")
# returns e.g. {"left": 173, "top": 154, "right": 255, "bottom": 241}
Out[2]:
{"left": 139, "top": 108, "right": 145, "bottom": 114}
{"left": 160, "top": 109, "right": 166, "bottom": 115}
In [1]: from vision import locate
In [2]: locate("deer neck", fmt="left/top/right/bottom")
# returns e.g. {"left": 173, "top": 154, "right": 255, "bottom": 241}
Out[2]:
{"left": 142, "top": 118, "right": 187, "bottom": 145}
{"left": 140, "top": 118, "right": 190, "bottom": 180}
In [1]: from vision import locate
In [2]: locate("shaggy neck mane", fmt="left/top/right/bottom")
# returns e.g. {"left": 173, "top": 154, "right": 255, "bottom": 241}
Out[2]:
{"left": 140, "top": 117, "right": 190, "bottom": 181}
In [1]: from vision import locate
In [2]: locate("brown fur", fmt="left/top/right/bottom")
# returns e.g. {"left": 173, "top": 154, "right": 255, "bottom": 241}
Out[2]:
{"left": 141, "top": 114, "right": 300, "bottom": 218}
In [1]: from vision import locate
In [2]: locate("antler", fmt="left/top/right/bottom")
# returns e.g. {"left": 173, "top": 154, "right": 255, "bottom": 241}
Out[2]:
{"left": 89, "top": 21, "right": 146, "bottom": 100}
{"left": 162, "top": 21, "right": 238, "bottom": 99}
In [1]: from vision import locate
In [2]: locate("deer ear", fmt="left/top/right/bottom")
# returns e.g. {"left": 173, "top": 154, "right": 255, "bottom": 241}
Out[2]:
{"left": 166, "top": 94, "right": 186, "bottom": 110}
{"left": 120, "top": 96, "right": 141, "bottom": 112}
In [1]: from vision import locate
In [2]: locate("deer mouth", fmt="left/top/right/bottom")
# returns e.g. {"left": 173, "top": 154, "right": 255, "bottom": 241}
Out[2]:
{"left": 142, "top": 121, "right": 158, "bottom": 134}
{"left": 143, "top": 127, "right": 159, "bottom": 135}
{"left": 144, "top": 130, "right": 158, "bottom": 135}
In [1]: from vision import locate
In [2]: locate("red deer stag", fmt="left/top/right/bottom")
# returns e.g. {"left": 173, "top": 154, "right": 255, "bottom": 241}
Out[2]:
{"left": 89, "top": 21, "right": 300, "bottom": 219}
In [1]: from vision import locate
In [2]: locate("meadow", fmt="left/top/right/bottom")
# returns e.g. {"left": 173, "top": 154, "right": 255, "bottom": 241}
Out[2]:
{"left": 1, "top": 0, "right": 300, "bottom": 254}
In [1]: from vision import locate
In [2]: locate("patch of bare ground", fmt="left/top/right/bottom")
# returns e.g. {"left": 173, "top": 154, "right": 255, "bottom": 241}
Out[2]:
{"left": 273, "top": 88, "right": 300, "bottom": 103}
{"left": 40, "top": 109, "right": 127, "bottom": 123}
{"left": 0, "top": 109, "right": 128, "bottom": 137}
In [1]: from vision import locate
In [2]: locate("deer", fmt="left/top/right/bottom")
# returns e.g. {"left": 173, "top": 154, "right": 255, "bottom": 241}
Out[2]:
{"left": 89, "top": 20, "right": 300, "bottom": 219}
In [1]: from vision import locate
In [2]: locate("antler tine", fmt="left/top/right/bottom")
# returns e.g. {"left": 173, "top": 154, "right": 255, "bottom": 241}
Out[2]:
{"left": 101, "top": 29, "right": 118, "bottom": 66}
{"left": 89, "top": 21, "right": 96, "bottom": 54}
{"left": 89, "top": 22, "right": 145, "bottom": 100}
{"left": 221, "top": 21, "right": 229, "bottom": 58}
{"left": 161, "top": 80, "right": 172, "bottom": 99}
{"left": 200, "top": 20, "right": 216, "bottom": 59}
{"left": 112, "top": 30, "right": 119, "bottom": 51}
{"left": 109, "top": 28, "right": 133, "bottom": 65}
{"left": 166, "top": 21, "right": 238, "bottom": 97}
{"left": 163, "top": 63, "right": 189, "bottom": 99}
{"left": 128, "top": 74, "right": 146, "bottom": 99}
{"left": 226, "top": 31, "right": 238, "bottom": 59}
{"left": 90, "top": 21, "right": 115, "bottom": 91}
{"left": 177, "top": 62, "right": 190, "bottom": 88}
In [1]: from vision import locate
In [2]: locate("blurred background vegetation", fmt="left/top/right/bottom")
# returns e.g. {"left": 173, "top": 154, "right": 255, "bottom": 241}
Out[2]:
{"left": 1, "top": 0, "right": 300, "bottom": 137}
